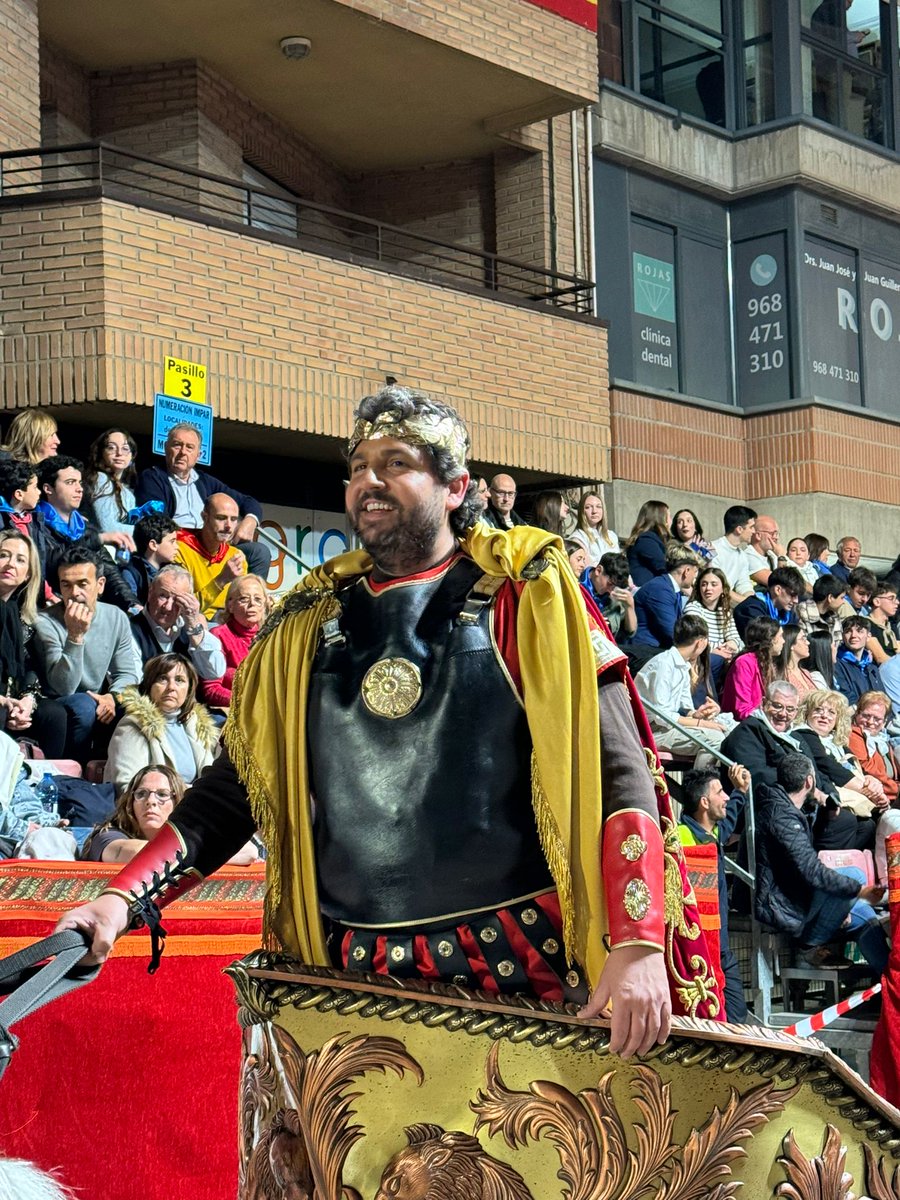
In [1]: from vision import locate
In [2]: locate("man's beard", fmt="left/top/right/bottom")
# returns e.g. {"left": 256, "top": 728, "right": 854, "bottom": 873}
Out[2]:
{"left": 351, "top": 492, "right": 447, "bottom": 575}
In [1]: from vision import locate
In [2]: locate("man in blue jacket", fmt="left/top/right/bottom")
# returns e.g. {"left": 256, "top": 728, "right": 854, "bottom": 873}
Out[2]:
{"left": 135, "top": 423, "right": 270, "bottom": 579}
{"left": 834, "top": 615, "right": 883, "bottom": 706}
{"left": 632, "top": 543, "right": 701, "bottom": 652}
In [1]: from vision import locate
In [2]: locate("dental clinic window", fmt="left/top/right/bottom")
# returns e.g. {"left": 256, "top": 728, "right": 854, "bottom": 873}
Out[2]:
{"left": 800, "top": 0, "right": 891, "bottom": 145}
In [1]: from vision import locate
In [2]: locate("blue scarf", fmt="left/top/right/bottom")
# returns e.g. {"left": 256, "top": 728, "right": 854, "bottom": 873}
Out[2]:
{"left": 837, "top": 645, "right": 874, "bottom": 669}
{"left": 36, "top": 501, "right": 85, "bottom": 542}
{"left": 762, "top": 592, "right": 793, "bottom": 625}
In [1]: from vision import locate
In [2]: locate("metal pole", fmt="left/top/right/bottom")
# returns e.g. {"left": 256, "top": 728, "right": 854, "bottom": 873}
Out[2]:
{"left": 254, "top": 525, "right": 310, "bottom": 572}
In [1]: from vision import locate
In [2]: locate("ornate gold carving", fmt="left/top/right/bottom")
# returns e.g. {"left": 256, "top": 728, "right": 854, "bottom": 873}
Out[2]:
{"left": 472, "top": 1041, "right": 797, "bottom": 1200}
{"left": 621, "top": 834, "right": 648, "bottom": 862}
{"left": 390, "top": 945, "right": 406, "bottom": 963}
{"left": 863, "top": 1141, "right": 900, "bottom": 1200}
{"left": 542, "top": 938, "right": 559, "bottom": 955}
{"left": 520, "top": 908, "right": 538, "bottom": 926}
{"left": 437, "top": 940, "right": 454, "bottom": 958}
{"left": 378, "top": 1122, "right": 532, "bottom": 1199}
{"left": 232, "top": 957, "right": 900, "bottom": 1164}
{"left": 566, "top": 970, "right": 580, "bottom": 988}
{"left": 349, "top": 407, "right": 470, "bottom": 469}
{"left": 361, "top": 657, "right": 422, "bottom": 719}
{"left": 497, "top": 960, "right": 515, "bottom": 978}
{"left": 480, "top": 927, "right": 498, "bottom": 944}
{"left": 624, "top": 878, "right": 652, "bottom": 921}
{"left": 241, "top": 1022, "right": 424, "bottom": 1199}
{"left": 352, "top": 945, "right": 366, "bottom": 962}
{"left": 776, "top": 1126, "right": 854, "bottom": 1200}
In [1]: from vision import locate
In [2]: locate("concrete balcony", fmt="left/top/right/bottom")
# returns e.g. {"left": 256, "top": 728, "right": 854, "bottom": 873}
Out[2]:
{"left": 0, "top": 147, "right": 609, "bottom": 481}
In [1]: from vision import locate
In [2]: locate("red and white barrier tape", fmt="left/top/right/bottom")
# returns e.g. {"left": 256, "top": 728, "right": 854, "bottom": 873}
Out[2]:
{"left": 784, "top": 982, "right": 882, "bottom": 1038}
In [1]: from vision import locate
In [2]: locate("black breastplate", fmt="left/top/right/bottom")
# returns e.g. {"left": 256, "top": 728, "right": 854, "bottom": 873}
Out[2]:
{"left": 307, "top": 556, "right": 552, "bottom": 926}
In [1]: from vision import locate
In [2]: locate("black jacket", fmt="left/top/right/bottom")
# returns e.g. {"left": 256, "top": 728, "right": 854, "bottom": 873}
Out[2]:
{"left": 733, "top": 592, "right": 799, "bottom": 639}
{"left": 135, "top": 464, "right": 263, "bottom": 524}
{"left": 480, "top": 504, "right": 524, "bottom": 529}
{"left": 720, "top": 717, "right": 806, "bottom": 791}
{"left": 754, "top": 782, "right": 859, "bottom": 935}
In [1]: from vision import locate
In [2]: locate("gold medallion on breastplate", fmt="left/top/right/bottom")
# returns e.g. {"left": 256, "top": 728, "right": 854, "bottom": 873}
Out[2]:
{"left": 361, "top": 657, "right": 423, "bottom": 719}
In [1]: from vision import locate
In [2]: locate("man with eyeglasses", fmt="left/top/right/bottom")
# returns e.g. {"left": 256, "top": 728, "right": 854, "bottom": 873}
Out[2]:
{"left": 721, "top": 681, "right": 874, "bottom": 852}
{"left": 481, "top": 473, "right": 523, "bottom": 530}
{"left": 745, "top": 515, "right": 788, "bottom": 588}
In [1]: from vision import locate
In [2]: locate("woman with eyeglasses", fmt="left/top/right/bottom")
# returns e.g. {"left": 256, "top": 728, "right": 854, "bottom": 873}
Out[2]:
{"left": 83, "top": 427, "right": 139, "bottom": 538}
{"left": 793, "top": 688, "right": 887, "bottom": 817}
{"left": 849, "top": 691, "right": 900, "bottom": 805}
{"left": 81, "top": 764, "right": 259, "bottom": 865}
{"left": 81, "top": 765, "right": 185, "bottom": 864}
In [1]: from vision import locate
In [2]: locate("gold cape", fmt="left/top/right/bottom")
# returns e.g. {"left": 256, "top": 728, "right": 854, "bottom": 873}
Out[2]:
{"left": 224, "top": 523, "right": 608, "bottom": 987}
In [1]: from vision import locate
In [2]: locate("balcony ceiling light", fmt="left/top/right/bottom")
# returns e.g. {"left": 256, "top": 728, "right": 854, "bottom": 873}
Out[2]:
{"left": 280, "top": 36, "right": 312, "bottom": 60}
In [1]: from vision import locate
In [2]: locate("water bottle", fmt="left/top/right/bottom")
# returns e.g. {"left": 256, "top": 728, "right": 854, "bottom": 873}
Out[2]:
{"left": 34, "top": 772, "right": 58, "bottom": 820}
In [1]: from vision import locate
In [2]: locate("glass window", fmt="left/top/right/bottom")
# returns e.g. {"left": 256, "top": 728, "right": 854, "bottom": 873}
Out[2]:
{"left": 800, "top": 0, "right": 888, "bottom": 144}
{"left": 742, "top": 1, "right": 775, "bottom": 125}
{"left": 242, "top": 163, "right": 299, "bottom": 237}
{"left": 633, "top": 2, "right": 728, "bottom": 126}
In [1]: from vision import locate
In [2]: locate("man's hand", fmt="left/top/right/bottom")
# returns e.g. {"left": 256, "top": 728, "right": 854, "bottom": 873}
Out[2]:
{"left": 174, "top": 589, "right": 205, "bottom": 635}
{"left": 578, "top": 944, "right": 671, "bottom": 1058}
{"left": 87, "top": 691, "right": 116, "bottom": 724}
{"left": 63, "top": 598, "right": 93, "bottom": 641}
{"left": 234, "top": 516, "right": 258, "bottom": 545}
{"left": 53, "top": 893, "right": 131, "bottom": 965}
{"left": 220, "top": 550, "right": 247, "bottom": 584}
{"left": 728, "top": 763, "right": 751, "bottom": 793}
{"left": 859, "top": 884, "right": 886, "bottom": 906}
{"left": 99, "top": 530, "right": 136, "bottom": 552}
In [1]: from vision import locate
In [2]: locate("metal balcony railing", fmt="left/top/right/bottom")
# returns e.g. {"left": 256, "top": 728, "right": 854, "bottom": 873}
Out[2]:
{"left": 639, "top": 695, "right": 776, "bottom": 1021}
{"left": 0, "top": 142, "right": 596, "bottom": 316}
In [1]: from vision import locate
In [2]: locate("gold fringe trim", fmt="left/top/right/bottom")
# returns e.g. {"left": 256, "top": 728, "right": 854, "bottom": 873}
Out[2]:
{"left": 224, "top": 649, "right": 282, "bottom": 952}
{"left": 530, "top": 753, "right": 576, "bottom": 966}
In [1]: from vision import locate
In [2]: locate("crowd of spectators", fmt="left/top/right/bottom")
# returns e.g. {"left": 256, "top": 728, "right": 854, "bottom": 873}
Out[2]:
{"left": 4, "top": 435, "right": 899, "bottom": 1021}
{"left": 0, "top": 415, "right": 270, "bottom": 868}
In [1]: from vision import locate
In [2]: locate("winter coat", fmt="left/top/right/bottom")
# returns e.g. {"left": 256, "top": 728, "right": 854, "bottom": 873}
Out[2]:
{"left": 754, "top": 782, "right": 859, "bottom": 935}
{"left": 103, "top": 687, "right": 219, "bottom": 792}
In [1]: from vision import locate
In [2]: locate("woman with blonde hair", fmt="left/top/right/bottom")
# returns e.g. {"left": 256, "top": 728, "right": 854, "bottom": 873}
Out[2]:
{"left": 571, "top": 488, "right": 619, "bottom": 565}
{"left": 2, "top": 411, "right": 60, "bottom": 464}
{"left": 793, "top": 688, "right": 887, "bottom": 818}
{"left": 200, "top": 573, "right": 272, "bottom": 709}
{"left": 623, "top": 498, "right": 670, "bottom": 586}
{"left": 83, "top": 762, "right": 258, "bottom": 865}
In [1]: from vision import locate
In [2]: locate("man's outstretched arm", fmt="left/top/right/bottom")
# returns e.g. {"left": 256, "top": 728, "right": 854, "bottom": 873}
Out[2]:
{"left": 54, "top": 748, "right": 256, "bottom": 963}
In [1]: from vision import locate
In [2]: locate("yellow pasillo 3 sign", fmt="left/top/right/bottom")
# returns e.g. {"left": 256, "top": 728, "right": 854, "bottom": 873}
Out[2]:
{"left": 163, "top": 356, "right": 207, "bottom": 405}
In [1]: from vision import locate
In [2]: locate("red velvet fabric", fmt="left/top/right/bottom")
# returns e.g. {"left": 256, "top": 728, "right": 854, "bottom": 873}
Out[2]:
{"left": 0, "top": 861, "right": 264, "bottom": 1199}
{"left": 870, "top": 833, "right": 900, "bottom": 1105}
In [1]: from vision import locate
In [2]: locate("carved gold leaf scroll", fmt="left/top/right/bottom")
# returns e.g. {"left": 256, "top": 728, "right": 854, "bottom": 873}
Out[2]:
{"left": 250, "top": 1026, "right": 424, "bottom": 1200}
{"left": 471, "top": 1040, "right": 797, "bottom": 1200}
{"left": 238, "top": 1032, "right": 278, "bottom": 1193}
{"left": 863, "top": 1141, "right": 900, "bottom": 1200}
{"left": 775, "top": 1125, "right": 855, "bottom": 1200}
